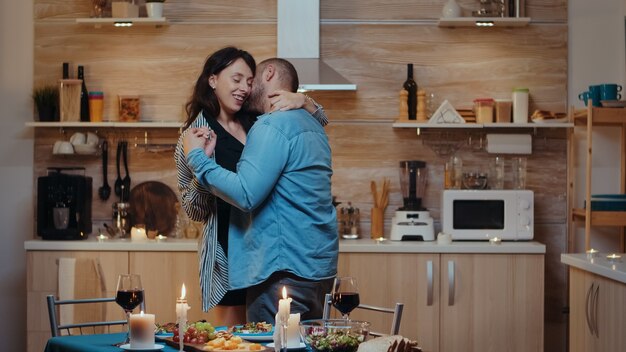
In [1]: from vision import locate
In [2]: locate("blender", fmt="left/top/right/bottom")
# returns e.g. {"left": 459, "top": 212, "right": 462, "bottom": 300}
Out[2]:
{"left": 390, "top": 160, "right": 435, "bottom": 241}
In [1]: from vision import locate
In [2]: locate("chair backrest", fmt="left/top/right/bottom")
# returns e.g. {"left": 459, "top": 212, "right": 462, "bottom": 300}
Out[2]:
{"left": 46, "top": 295, "right": 146, "bottom": 337}
{"left": 322, "top": 293, "right": 403, "bottom": 337}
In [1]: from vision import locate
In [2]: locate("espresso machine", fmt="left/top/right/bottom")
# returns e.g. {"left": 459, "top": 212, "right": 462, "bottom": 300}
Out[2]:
{"left": 37, "top": 168, "right": 92, "bottom": 240}
{"left": 390, "top": 160, "right": 435, "bottom": 241}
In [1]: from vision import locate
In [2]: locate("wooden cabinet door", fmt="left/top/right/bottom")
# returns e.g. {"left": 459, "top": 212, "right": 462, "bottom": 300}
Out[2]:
{"left": 569, "top": 268, "right": 597, "bottom": 352}
{"left": 595, "top": 274, "right": 626, "bottom": 350}
{"left": 337, "top": 252, "right": 440, "bottom": 352}
{"left": 130, "top": 251, "right": 217, "bottom": 324}
{"left": 26, "top": 251, "right": 128, "bottom": 352}
{"left": 439, "top": 254, "right": 544, "bottom": 352}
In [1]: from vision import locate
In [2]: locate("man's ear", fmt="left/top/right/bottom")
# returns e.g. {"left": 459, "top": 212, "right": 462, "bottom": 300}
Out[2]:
{"left": 264, "top": 64, "right": 276, "bottom": 82}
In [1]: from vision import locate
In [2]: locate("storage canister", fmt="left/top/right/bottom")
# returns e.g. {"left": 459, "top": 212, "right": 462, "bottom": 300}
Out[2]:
{"left": 473, "top": 98, "right": 495, "bottom": 123}
{"left": 512, "top": 87, "right": 529, "bottom": 123}
{"left": 88, "top": 91, "right": 104, "bottom": 122}
{"left": 494, "top": 99, "right": 512, "bottom": 123}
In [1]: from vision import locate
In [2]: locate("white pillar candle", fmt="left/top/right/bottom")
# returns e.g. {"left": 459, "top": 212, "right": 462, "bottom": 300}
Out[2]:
{"left": 176, "top": 284, "right": 190, "bottom": 352}
{"left": 277, "top": 286, "right": 291, "bottom": 324}
{"left": 131, "top": 227, "right": 148, "bottom": 241}
{"left": 129, "top": 311, "right": 155, "bottom": 349}
{"left": 287, "top": 313, "right": 301, "bottom": 348}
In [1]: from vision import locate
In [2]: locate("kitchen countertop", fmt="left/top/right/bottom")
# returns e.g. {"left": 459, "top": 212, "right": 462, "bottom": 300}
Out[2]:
{"left": 561, "top": 253, "right": 626, "bottom": 284}
{"left": 24, "top": 237, "right": 545, "bottom": 254}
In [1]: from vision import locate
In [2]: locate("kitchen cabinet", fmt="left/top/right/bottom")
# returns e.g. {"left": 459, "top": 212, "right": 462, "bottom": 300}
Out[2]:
{"left": 26, "top": 251, "right": 128, "bottom": 352}
{"left": 569, "top": 267, "right": 626, "bottom": 351}
{"left": 570, "top": 105, "right": 626, "bottom": 251}
{"left": 337, "top": 252, "right": 544, "bottom": 352}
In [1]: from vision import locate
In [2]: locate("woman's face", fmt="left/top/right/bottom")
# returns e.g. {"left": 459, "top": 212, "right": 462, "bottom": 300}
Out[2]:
{"left": 209, "top": 58, "right": 254, "bottom": 116}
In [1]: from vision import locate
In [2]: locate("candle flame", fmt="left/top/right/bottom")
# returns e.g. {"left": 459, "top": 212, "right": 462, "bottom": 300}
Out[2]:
{"left": 282, "top": 286, "right": 287, "bottom": 299}
{"left": 181, "top": 283, "right": 186, "bottom": 299}
{"left": 140, "top": 310, "right": 144, "bottom": 315}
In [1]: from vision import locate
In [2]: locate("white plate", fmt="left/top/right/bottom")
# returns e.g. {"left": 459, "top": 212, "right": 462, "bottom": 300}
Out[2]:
{"left": 233, "top": 332, "right": 274, "bottom": 342}
{"left": 119, "top": 343, "right": 164, "bottom": 351}
{"left": 531, "top": 117, "right": 569, "bottom": 124}
{"left": 265, "top": 342, "right": 306, "bottom": 350}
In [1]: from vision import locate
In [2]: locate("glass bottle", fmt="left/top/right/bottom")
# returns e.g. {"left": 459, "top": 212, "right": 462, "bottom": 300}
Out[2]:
{"left": 403, "top": 64, "right": 417, "bottom": 120}
{"left": 77, "top": 65, "right": 90, "bottom": 122}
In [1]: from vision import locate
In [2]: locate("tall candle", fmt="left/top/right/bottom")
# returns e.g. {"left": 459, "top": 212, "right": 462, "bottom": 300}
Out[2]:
{"left": 176, "top": 284, "right": 190, "bottom": 352}
{"left": 131, "top": 226, "right": 148, "bottom": 241}
{"left": 129, "top": 311, "right": 155, "bottom": 349}
{"left": 277, "top": 286, "right": 291, "bottom": 324}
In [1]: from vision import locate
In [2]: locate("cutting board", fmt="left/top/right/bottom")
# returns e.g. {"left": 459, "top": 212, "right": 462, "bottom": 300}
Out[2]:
{"left": 129, "top": 181, "right": 178, "bottom": 236}
{"left": 159, "top": 337, "right": 270, "bottom": 352}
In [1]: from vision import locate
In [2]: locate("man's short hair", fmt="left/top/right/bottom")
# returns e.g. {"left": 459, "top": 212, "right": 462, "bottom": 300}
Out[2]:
{"left": 259, "top": 58, "right": 299, "bottom": 93}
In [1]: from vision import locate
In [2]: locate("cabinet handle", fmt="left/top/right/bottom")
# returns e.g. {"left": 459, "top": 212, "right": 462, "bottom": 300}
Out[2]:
{"left": 426, "top": 260, "right": 433, "bottom": 306}
{"left": 448, "top": 260, "right": 455, "bottom": 306}
{"left": 585, "top": 283, "right": 593, "bottom": 335}
{"left": 592, "top": 283, "right": 600, "bottom": 338}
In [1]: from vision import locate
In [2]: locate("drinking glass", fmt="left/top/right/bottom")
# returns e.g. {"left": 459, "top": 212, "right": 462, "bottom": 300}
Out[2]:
{"left": 331, "top": 277, "right": 360, "bottom": 320}
{"left": 513, "top": 157, "right": 527, "bottom": 189}
{"left": 115, "top": 274, "right": 144, "bottom": 346}
{"left": 490, "top": 156, "right": 504, "bottom": 189}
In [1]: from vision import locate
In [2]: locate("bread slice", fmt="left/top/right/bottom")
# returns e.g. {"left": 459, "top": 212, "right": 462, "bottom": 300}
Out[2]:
{"left": 356, "top": 335, "right": 422, "bottom": 352}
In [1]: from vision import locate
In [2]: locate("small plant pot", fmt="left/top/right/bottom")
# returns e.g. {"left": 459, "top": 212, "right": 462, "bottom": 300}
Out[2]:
{"left": 37, "top": 104, "right": 58, "bottom": 122}
{"left": 145, "top": 2, "right": 164, "bottom": 18}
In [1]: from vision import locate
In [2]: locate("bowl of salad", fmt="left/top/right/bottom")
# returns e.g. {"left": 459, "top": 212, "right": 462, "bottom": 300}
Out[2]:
{"left": 300, "top": 319, "right": 370, "bottom": 352}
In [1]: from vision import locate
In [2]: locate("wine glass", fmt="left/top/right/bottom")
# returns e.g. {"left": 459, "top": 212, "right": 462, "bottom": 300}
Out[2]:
{"left": 115, "top": 274, "right": 144, "bottom": 346}
{"left": 331, "top": 276, "right": 360, "bottom": 320}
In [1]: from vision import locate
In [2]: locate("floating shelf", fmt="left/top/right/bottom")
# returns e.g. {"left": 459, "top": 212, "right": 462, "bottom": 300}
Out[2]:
{"left": 75, "top": 17, "right": 169, "bottom": 28}
{"left": 26, "top": 121, "right": 182, "bottom": 128}
{"left": 392, "top": 121, "right": 573, "bottom": 129}
{"left": 438, "top": 17, "right": 531, "bottom": 28}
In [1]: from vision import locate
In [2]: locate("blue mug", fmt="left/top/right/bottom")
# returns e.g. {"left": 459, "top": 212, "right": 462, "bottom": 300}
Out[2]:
{"left": 578, "top": 91, "right": 591, "bottom": 106}
{"left": 600, "top": 83, "right": 622, "bottom": 101}
{"left": 588, "top": 85, "right": 602, "bottom": 106}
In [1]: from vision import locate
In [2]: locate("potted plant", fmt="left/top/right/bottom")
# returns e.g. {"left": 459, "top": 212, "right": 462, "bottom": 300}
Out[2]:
{"left": 32, "top": 85, "right": 59, "bottom": 122}
{"left": 145, "top": 0, "right": 165, "bottom": 18}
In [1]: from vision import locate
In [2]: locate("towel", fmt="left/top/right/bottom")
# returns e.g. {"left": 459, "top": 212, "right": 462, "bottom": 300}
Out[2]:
{"left": 57, "top": 257, "right": 106, "bottom": 335}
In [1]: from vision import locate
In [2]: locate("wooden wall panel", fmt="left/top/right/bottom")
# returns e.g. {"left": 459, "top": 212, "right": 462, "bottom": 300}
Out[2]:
{"left": 321, "top": 0, "right": 567, "bottom": 22}
{"left": 318, "top": 24, "right": 567, "bottom": 119}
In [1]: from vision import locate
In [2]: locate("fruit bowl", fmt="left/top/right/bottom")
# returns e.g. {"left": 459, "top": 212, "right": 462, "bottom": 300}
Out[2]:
{"left": 299, "top": 319, "right": 370, "bottom": 352}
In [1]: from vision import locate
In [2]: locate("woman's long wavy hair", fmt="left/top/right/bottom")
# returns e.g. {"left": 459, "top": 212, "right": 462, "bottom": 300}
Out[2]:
{"left": 184, "top": 47, "right": 256, "bottom": 130}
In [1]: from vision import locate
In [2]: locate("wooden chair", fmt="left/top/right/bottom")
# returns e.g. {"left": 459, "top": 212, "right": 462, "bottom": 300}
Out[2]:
{"left": 322, "top": 293, "right": 404, "bottom": 337}
{"left": 46, "top": 295, "right": 145, "bottom": 337}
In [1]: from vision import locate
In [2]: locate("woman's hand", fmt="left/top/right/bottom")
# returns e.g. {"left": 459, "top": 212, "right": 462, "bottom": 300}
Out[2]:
{"left": 183, "top": 127, "right": 216, "bottom": 158}
{"left": 268, "top": 90, "right": 306, "bottom": 112}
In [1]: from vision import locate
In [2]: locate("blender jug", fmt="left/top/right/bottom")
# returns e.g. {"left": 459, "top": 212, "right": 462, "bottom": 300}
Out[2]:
{"left": 399, "top": 160, "right": 428, "bottom": 211}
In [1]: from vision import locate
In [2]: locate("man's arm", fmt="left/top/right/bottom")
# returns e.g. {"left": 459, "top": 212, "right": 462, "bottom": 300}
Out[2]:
{"left": 186, "top": 122, "right": 288, "bottom": 212}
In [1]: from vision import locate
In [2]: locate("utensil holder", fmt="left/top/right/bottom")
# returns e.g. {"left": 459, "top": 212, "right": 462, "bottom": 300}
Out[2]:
{"left": 370, "top": 207, "right": 384, "bottom": 239}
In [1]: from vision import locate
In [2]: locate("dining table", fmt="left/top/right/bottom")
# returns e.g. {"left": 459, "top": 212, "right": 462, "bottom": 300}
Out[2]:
{"left": 44, "top": 332, "right": 175, "bottom": 352}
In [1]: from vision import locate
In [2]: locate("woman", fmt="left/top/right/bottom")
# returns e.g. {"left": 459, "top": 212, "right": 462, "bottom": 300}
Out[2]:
{"left": 174, "top": 47, "right": 328, "bottom": 326}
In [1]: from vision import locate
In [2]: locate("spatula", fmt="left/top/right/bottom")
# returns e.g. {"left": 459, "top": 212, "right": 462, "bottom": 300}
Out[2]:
{"left": 114, "top": 140, "right": 123, "bottom": 197}
{"left": 122, "top": 140, "right": 131, "bottom": 201}
{"left": 98, "top": 140, "right": 111, "bottom": 200}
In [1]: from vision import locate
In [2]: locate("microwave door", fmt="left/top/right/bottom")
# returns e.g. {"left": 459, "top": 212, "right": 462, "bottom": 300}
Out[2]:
{"left": 452, "top": 199, "right": 505, "bottom": 234}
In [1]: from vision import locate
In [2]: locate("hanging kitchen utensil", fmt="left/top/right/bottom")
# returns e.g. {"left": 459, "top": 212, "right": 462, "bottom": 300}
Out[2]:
{"left": 98, "top": 140, "right": 111, "bottom": 200}
{"left": 114, "top": 140, "right": 123, "bottom": 197}
{"left": 122, "top": 140, "right": 131, "bottom": 201}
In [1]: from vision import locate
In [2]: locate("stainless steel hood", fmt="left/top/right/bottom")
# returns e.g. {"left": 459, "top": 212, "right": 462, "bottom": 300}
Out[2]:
{"left": 277, "top": 0, "right": 357, "bottom": 92}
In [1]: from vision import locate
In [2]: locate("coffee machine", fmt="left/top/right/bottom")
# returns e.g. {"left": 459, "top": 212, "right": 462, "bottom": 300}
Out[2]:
{"left": 37, "top": 168, "right": 92, "bottom": 240}
{"left": 390, "top": 160, "right": 435, "bottom": 241}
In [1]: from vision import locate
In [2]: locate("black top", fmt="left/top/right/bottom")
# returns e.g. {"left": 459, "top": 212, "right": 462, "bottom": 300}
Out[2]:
{"left": 204, "top": 110, "right": 255, "bottom": 255}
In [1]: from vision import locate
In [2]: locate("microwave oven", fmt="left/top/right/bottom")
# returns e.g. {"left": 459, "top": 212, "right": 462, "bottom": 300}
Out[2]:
{"left": 441, "top": 190, "right": 533, "bottom": 240}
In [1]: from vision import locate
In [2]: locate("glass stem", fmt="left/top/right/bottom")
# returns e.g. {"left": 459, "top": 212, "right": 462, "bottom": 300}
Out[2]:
{"left": 125, "top": 310, "right": 131, "bottom": 343}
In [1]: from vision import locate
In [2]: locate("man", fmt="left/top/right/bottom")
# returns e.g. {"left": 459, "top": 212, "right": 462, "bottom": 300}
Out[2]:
{"left": 183, "top": 58, "right": 338, "bottom": 323}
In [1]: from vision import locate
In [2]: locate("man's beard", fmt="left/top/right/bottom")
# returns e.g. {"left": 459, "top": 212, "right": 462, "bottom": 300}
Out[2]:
{"left": 244, "top": 82, "right": 265, "bottom": 116}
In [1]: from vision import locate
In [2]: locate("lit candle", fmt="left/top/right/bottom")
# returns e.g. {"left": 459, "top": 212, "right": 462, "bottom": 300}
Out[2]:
{"left": 489, "top": 236, "right": 502, "bottom": 245}
{"left": 129, "top": 310, "right": 155, "bottom": 349}
{"left": 131, "top": 227, "right": 148, "bottom": 241}
{"left": 156, "top": 234, "right": 167, "bottom": 242}
{"left": 287, "top": 313, "right": 301, "bottom": 348}
{"left": 97, "top": 233, "right": 108, "bottom": 242}
{"left": 606, "top": 253, "right": 622, "bottom": 262}
{"left": 586, "top": 248, "right": 599, "bottom": 259}
{"left": 176, "top": 284, "right": 190, "bottom": 352}
{"left": 277, "top": 286, "right": 291, "bottom": 324}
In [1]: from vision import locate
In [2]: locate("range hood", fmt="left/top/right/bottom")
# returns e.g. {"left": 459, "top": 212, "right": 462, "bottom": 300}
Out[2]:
{"left": 277, "top": 0, "right": 357, "bottom": 92}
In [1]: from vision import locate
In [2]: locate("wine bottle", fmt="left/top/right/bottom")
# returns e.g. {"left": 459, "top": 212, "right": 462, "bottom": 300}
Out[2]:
{"left": 62, "top": 62, "right": 69, "bottom": 79}
{"left": 77, "top": 65, "right": 90, "bottom": 122}
{"left": 403, "top": 63, "right": 417, "bottom": 120}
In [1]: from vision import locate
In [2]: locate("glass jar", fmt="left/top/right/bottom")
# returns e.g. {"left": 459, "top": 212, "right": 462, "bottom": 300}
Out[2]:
{"left": 473, "top": 98, "right": 495, "bottom": 123}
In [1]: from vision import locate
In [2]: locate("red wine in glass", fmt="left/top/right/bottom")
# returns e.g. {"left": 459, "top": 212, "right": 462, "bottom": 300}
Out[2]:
{"left": 115, "top": 289, "right": 144, "bottom": 311}
{"left": 332, "top": 292, "right": 360, "bottom": 316}
{"left": 331, "top": 277, "right": 359, "bottom": 320}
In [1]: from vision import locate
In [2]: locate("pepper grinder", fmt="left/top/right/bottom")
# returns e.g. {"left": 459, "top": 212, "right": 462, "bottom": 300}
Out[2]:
{"left": 417, "top": 89, "right": 427, "bottom": 121}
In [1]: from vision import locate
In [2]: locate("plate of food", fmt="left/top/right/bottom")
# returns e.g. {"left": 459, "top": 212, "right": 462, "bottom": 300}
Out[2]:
{"left": 161, "top": 330, "right": 269, "bottom": 352}
{"left": 230, "top": 322, "right": 274, "bottom": 341}
{"left": 531, "top": 110, "right": 568, "bottom": 123}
